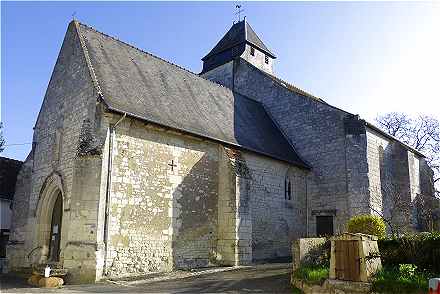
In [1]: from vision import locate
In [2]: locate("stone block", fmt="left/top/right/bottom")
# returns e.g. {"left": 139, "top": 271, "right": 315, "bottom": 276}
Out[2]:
{"left": 38, "top": 277, "right": 64, "bottom": 288}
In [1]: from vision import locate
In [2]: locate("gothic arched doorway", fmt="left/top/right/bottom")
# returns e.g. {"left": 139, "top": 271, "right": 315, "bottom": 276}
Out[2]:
{"left": 34, "top": 173, "right": 65, "bottom": 264}
{"left": 48, "top": 192, "right": 63, "bottom": 261}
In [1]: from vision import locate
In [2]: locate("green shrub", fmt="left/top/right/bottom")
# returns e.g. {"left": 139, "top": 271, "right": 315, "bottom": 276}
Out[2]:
{"left": 347, "top": 214, "right": 386, "bottom": 239}
{"left": 301, "top": 240, "right": 331, "bottom": 268}
{"left": 399, "top": 264, "right": 417, "bottom": 280}
{"left": 372, "top": 265, "right": 431, "bottom": 293}
{"left": 293, "top": 265, "right": 329, "bottom": 285}
{"left": 378, "top": 232, "right": 440, "bottom": 273}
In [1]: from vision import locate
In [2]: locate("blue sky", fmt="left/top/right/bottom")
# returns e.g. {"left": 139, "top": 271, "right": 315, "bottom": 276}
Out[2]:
{"left": 1, "top": 1, "right": 439, "bottom": 160}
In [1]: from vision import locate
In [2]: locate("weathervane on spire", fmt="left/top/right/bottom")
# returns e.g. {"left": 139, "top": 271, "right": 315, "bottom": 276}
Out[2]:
{"left": 235, "top": 3, "right": 245, "bottom": 22}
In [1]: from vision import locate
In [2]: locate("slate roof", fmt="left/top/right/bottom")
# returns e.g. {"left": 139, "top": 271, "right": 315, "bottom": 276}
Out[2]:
{"left": 202, "top": 19, "right": 276, "bottom": 61}
{"left": 75, "top": 22, "right": 308, "bottom": 168}
{"left": 0, "top": 157, "right": 22, "bottom": 201}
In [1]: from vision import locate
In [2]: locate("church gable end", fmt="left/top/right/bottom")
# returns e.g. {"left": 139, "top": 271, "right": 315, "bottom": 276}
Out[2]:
{"left": 8, "top": 20, "right": 105, "bottom": 282}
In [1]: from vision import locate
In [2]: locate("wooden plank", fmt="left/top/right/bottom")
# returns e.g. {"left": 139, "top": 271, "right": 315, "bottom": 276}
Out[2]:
{"left": 354, "top": 240, "right": 360, "bottom": 281}
{"left": 340, "top": 241, "right": 345, "bottom": 280}
{"left": 347, "top": 241, "right": 353, "bottom": 280}
{"left": 334, "top": 240, "right": 362, "bottom": 282}
{"left": 335, "top": 241, "right": 342, "bottom": 280}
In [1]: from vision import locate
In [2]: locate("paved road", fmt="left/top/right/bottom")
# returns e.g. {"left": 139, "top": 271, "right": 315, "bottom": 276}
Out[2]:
{"left": 0, "top": 267, "right": 293, "bottom": 293}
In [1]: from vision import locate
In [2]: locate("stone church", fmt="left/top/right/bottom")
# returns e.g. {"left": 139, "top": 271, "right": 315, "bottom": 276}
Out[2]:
{"left": 7, "top": 19, "right": 434, "bottom": 282}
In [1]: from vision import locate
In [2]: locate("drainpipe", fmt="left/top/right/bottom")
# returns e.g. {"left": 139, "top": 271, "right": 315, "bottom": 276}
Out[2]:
{"left": 103, "top": 113, "right": 126, "bottom": 276}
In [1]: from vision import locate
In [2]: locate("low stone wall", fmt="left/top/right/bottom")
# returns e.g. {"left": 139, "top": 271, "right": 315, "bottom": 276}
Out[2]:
{"left": 292, "top": 237, "right": 327, "bottom": 271}
{"left": 292, "top": 278, "right": 371, "bottom": 294}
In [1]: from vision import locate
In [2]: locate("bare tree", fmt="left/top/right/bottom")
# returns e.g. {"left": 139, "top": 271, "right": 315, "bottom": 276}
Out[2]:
{"left": 0, "top": 122, "right": 5, "bottom": 153}
{"left": 369, "top": 182, "right": 412, "bottom": 237}
{"left": 376, "top": 113, "right": 440, "bottom": 198}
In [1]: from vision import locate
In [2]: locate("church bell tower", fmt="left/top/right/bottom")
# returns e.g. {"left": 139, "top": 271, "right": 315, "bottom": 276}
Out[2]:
{"left": 200, "top": 18, "right": 276, "bottom": 80}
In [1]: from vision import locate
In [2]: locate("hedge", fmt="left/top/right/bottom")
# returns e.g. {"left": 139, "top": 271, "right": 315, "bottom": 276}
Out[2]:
{"left": 347, "top": 214, "right": 386, "bottom": 239}
{"left": 378, "top": 232, "right": 440, "bottom": 273}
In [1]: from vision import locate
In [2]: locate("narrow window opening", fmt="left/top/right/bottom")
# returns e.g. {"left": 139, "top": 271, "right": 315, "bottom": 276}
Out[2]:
{"left": 265, "top": 55, "right": 269, "bottom": 64}
{"left": 285, "top": 177, "right": 292, "bottom": 200}
{"left": 250, "top": 47, "right": 255, "bottom": 56}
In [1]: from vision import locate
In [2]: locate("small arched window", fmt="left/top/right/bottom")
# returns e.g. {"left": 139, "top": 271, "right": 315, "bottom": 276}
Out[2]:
{"left": 284, "top": 177, "right": 292, "bottom": 200}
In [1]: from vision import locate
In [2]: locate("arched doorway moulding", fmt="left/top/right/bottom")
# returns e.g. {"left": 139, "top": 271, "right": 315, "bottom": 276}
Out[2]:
{"left": 34, "top": 172, "right": 65, "bottom": 264}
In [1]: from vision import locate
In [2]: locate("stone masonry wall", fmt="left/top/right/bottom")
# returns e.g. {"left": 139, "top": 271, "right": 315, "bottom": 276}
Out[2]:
{"left": 106, "top": 119, "right": 220, "bottom": 278}
{"left": 241, "top": 44, "right": 274, "bottom": 75}
{"left": 202, "top": 58, "right": 369, "bottom": 235}
{"left": 344, "top": 118, "right": 370, "bottom": 218}
{"left": 366, "top": 127, "right": 424, "bottom": 232}
{"left": 366, "top": 128, "right": 393, "bottom": 216}
{"left": 201, "top": 61, "right": 234, "bottom": 89}
{"left": 7, "top": 22, "right": 104, "bottom": 283}
{"left": 7, "top": 155, "right": 33, "bottom": 267}
{"left": 242, "top": 152, "right": 308, "bottom": 262}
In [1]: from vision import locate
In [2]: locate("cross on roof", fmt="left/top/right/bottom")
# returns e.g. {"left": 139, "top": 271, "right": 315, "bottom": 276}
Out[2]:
{"left": 235, "top": 4, "right": 244, "bottom": 22}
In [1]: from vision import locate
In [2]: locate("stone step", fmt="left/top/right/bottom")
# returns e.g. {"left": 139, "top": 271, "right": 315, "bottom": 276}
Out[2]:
{"left": 33, "top": 263, "right": 68, "bottom": 277}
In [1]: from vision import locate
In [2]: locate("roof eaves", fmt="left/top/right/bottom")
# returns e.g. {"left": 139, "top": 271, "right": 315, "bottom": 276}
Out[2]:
{"left": 106, "top": 105, "right": 310, "bottom": 169}
{"left": 201, "top": 41, "right": 244, "bottom": 60}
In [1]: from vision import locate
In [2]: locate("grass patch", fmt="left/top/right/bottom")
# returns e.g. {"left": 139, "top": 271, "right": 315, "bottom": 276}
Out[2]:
{"left": 372, "top": 265, "right": 437, "bottom": 294}
{"left": 293, "top": 265, "right": 329, "bottom": 285}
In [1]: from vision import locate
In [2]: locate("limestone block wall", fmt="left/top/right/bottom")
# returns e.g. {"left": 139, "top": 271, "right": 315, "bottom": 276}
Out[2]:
{"left": 105, "top": 119, "right": 220, "bottom": 277}
{"left": 210, "top": 58, "right": 370, "bottom": 234}
{"left": 408, "top": 152, "right": 421, "bottom": 200}
{"left": 216, "top": 148, "right": 237, "bottom": 266}
{"left": 344, "top": 119, "right": 370, "bottom": 218}
{"left": 366, "top": 127, "right": 429, "bottom": 232}
{"left": 7, "top": 155, "right": 33, "bottom": 267}
{"left": 201, "top": 61, "right": 234, "bottom": 89}
{"left": 7, "top": 22, "right": 103, "bottom": 283}
{"left": 366, "top": 128, "right": 393, "bottom": 215}
{"left": 242, "top": 152, "right": 308, "bottom": 262}
{"left": 241, "top": 44, "right": 274, "bottom": 75}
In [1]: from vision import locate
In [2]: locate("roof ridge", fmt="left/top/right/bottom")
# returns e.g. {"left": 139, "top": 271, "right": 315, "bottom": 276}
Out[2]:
{"left": 75, "top": 21, "right": 233, "bottom": 93}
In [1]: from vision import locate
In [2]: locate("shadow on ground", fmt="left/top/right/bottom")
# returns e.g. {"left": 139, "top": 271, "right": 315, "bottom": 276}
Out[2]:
{"left": 1, "top": 268, "right": 293, "bottom": 293}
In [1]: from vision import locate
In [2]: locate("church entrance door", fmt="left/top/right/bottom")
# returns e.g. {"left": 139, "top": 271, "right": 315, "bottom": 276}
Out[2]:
{"left": 48, "top": 192, "right": 63, "bottom": 262}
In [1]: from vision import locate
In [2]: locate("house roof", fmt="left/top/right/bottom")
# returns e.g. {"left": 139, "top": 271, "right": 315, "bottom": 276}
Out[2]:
{"left": 0, "top": 157, "right": 22, "bottom": 201}
{"left": 74, "top": 21, "right": 308, "bottom": 168}
{"left": 202, "top": 19, "right": 276, "bottom": 61}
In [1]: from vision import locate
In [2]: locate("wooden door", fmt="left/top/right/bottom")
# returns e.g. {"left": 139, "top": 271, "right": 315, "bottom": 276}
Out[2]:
{"left": 316, "top": 216, "right": 334, "bottom": 236}
{"left": 48, "top": 193, "right": 62, "bottom": 262}
{"left": 335, "top": 240, "right": 361, "bottom": 281}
